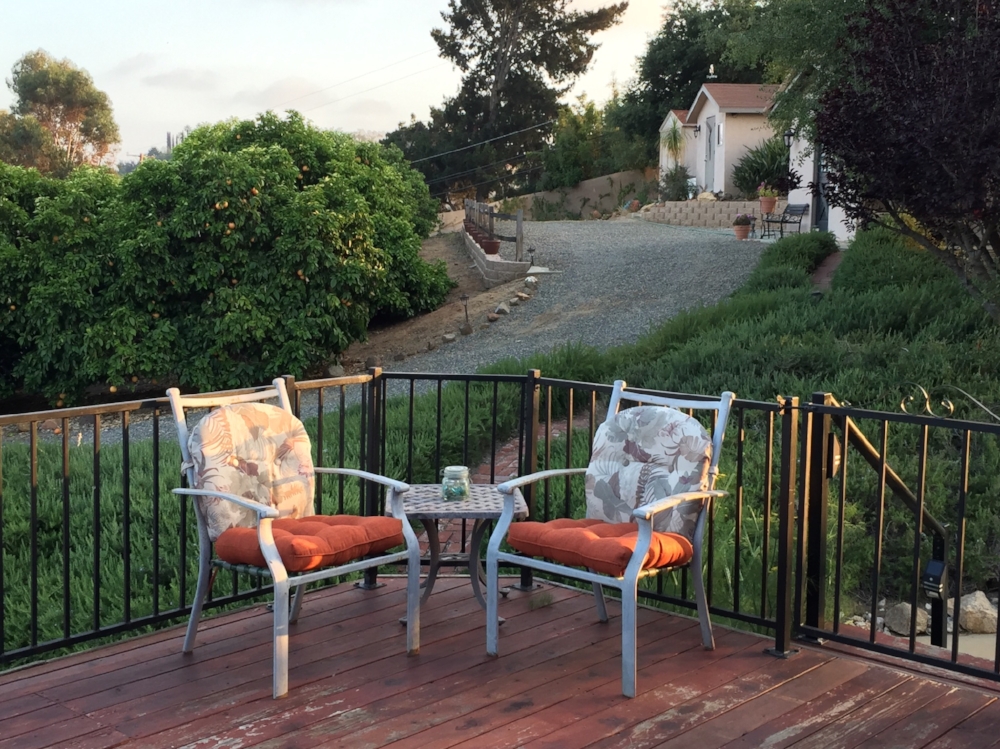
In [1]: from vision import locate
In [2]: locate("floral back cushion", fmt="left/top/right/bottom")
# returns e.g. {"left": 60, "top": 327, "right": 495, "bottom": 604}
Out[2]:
{"left": 585, "top": 406, "right": 712, "bottom": 539}
{"left": 187, "top": 403, "right": 316, "bottom": 542}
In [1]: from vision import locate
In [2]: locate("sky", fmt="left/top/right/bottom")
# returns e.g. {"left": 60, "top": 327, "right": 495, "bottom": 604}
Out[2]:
{"left": 0, "top": 0, "right": 668, "bottom": 160}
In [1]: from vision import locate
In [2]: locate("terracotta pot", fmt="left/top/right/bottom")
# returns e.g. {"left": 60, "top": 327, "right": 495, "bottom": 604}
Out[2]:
{"left": 481, "top": 239, "right": 501, "bottom": 255}
{"left": 759, "top": 196, "right": 777, "bottom": 215}
{"left": 733, "top": 224, "right": 751, "bottom": 241}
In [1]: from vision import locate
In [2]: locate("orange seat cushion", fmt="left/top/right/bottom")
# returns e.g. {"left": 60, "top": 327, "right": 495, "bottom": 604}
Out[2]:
{"left": 214, "top": 515, "right": 405, "bottom": 573}
{"left": 507, "top": 518, "right": 693, "bottom": 577}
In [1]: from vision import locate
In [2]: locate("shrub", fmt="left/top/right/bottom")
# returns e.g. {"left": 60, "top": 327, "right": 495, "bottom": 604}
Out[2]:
{"left": 0, "top": 112, "right": 453, "bottom": 402}
{"left": 732, "top": 137, "right": 801, "bottom": 197}
{"left": 658, "top": 165, "right": 692, "bottom": 201}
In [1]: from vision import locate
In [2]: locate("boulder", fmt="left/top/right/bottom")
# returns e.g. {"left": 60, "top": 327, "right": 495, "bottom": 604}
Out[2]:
{"left": 327, "top": 363, "right": 345, "bottom": 377}
{"left": 696, "top": 191, "right": 717, "bottom": 201}
{"left": 442, "top": 333, "right": 457, "bottom": 344}
{"left": 515, "top": 291, "right": 531, "bottom": 301}
{"left": 459, "top": 322, "right": 474, "bottom": 335}
{"left": 955, "top": 591, "right": 997, "bottom": 633}
{"left": 495, "top": 302, "right": 511, "bottom": 315}
{"left": 524, "top": 276, "right": 538, "bottom": 288}
{"left": 884, "top": 602, "right": 928, "bottom": 636}
{"left": 508, "top": 297, "right": 520, "bottom": 307}
{"left": 487, "top": 313, "right": 500, "bottom": 322}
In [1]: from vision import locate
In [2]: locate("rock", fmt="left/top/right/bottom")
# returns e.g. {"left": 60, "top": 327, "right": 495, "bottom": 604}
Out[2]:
{"left": 591, "top": 209, "right": 601, "bottom": 219}
{"left": 696, "top": 191, "right": 717, "bottom": 201}
{"left": 495, "top": 302, "right": 510, "bottom": 315}
{"left": 393, "top": 352, "right": 406, "bottom": 361}
{"left": 884, "top": 602, "right": 929, "bottom": 636}
{"left": 17, "top": 422, "right": 30, "bottom": 433}
{"left": 442, "top": 333, "right": 457, "bottom": 344}
{"left": 957, "top": 591, "right": 997, "bottom": 633}
{"left": 40, "top": 419, "right": 60, "bottom": 432}
{"left": 426, "top": 341, "right": 437, "bottom": 351}
{"left": 459, "top": 322, "right": 474, "bottom": 335}
{"left": 327, "top": 363, "right": 345, "bottom": 377}
{"left": 524, "top": 276, "right": 538, "bottom": 288}
{"left": 508, "top": 297, "right": 520, "bottom": 307}
{"left": 364, "top": 356, "right": 380, "bottom": 369}
{"left": 487, "top": 313, "right": 500, "bottom": 322}
{"left": 515, "top": 291, "right": 530, "bottom": 301}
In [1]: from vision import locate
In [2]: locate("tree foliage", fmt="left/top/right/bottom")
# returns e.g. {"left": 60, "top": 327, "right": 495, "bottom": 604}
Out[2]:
{"left": 385, "top": 0, "right": 627, "bottom": 200}
{"left": 0, "top": 51, "right": 120, "bottom": 177}
{"left": 607, "top": 0, "right": 765, "bottom": 163}
{"left": 816, "top": 0, "right": 1000, "bottom": 319}
{"left": 0, "top": 112, "right": 451, "bottom": 403}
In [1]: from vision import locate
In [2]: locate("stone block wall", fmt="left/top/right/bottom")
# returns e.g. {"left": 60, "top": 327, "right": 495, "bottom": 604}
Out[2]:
{"left": 462, "top": 229, "right": 531, "bottom": 288}
{"left": 643, "top": 199, "right": 787, "bottom": 229}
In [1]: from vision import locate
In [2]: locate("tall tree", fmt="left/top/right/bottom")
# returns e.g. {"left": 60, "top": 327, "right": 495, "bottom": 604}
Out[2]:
{"left": 608, "top": 0, "right": 765, "bottom": 163}
{"left": 386, "top": 0, "right": 627, "bottom": 200}
{"left": 816, "top": 0, "right": 1000, "bottom": 319}
{"left": 0, "top": 51, "right": 119, "bottom": 176}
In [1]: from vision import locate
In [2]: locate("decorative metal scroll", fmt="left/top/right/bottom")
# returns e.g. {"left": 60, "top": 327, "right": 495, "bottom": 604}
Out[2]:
{"left": 899, "top": 382, "right": 1000, "bottom": 423}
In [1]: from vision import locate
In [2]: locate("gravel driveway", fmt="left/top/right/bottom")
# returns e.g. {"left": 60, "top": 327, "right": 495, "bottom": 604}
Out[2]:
{"left": 390, "top": 218, "right": 764, "bottom": 375}
{"left": 3, "top": 219, "right": 764, "bottom": 445}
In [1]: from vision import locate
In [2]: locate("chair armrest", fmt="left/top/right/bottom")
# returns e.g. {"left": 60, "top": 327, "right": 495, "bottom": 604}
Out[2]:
{"left": 172, "top": 487, "right": 280, "bottom": 519}
{"left": 314, "top": 467, "right": 410, "bottom": 494}
{"left": 497, "top": 467, "right": 587, "bottom": 495}
{"left": 632, "top": 490, "right": 728, "bottom": 522}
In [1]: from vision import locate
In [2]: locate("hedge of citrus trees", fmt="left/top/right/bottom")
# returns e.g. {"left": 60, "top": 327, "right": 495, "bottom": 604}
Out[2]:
{"left": 0, "top": 111, "right": 451, "bottom": 404}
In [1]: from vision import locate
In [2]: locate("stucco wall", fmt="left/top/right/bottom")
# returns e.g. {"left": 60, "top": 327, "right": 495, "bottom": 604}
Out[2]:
{"left": 507, "top": 170, "right": 654, "bottom": 219}
{"left": 721, "top": 113, "right": 774, "bottom": 196}
{"left": 658, "top": 119, "right": 698, "bottom": 186}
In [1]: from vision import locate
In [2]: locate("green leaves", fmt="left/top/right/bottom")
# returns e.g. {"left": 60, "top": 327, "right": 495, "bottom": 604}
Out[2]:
{"left": 0, "top": 112, "right": 452, "bottom": 403}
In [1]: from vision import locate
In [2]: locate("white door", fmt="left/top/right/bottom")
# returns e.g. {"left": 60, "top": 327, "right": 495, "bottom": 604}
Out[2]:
{"left": 705, "top": 116, "right": 716, "bottom": 193}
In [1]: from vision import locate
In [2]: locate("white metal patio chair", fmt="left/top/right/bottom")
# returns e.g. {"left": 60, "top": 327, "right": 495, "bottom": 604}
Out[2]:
{"left": 486, "top": 380, "right": 734, "bottom": 697}
{"left": 168, "top": 378, "right": 421, "bottom": 699}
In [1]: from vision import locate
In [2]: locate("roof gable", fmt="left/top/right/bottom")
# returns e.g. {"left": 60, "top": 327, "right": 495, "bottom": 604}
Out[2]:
{"left": 687, "top": 84, "right": 779, "bottom": 122}
{"left": 658, "top": 109, "right": 692, "bottom": 132}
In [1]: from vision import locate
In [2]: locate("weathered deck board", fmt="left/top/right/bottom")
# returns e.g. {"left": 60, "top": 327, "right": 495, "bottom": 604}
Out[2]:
{"left": 1, "top": 577, "right": 998, "bottom": 749}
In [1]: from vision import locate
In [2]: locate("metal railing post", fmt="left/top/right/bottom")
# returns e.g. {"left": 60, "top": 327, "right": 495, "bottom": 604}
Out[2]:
{"left": 488, "top": 205, "right": 495, "bottom": 239}
{"left": 358, "top": 367, "right": 384, "bottom": 590}
{"left": 805, "top": 392, "right": 831, "bottom": 631}
{"left": 513, "top": 369, "right": 541, "bottom": 591}
{"left": 768, "top": 396, "right": 800, "bottom": 657}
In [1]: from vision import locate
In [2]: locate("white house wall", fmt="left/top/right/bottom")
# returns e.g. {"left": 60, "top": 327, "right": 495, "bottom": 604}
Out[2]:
{"left": 721, "top": 113, "right": 774, "bottom": 196}
{"left": 787, "top": 138, "right": 855, "bottom": 243}
{"left": 657, "top": 122, "right": 698, "bottom": 182}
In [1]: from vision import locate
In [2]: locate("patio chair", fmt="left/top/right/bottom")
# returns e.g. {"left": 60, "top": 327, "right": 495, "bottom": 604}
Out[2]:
{"left": 762, "top": 203, "right": 809, "bottom": 238}
{"left": 486, "top": 380, "right": 734, "bottom": 697}
{"left": 168, "top": 378, "right": 421, "bottom": 699}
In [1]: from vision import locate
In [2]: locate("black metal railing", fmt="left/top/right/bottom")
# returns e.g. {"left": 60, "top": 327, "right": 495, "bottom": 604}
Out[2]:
{"left": 4, "top": 370, "right": 1000, "bottom": 687}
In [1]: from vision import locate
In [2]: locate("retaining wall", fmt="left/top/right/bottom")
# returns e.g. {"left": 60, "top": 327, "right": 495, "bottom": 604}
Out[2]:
{"left": 462, "top": 228, "right": 531, "bottom": 288}
{"left": 643, "top": 199, "right": 787, "bottom": 229}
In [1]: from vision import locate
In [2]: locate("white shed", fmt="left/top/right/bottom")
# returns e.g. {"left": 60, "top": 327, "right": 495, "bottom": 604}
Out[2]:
{"left": 657, "top": 109, "right": 698, "bottom": 181}
{"left": 685, "top": 83, "right": 779, "bottom": 196}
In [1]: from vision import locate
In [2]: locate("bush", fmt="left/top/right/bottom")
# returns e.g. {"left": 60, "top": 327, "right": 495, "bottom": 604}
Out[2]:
{"left": 732, "top": 137, "right": 801, "bottom": 197}
{"left": 658, "top": 165, "right": 693, "bottom": 201}
{"left": 0, "top": 112, "right": 453, "bottom": 402}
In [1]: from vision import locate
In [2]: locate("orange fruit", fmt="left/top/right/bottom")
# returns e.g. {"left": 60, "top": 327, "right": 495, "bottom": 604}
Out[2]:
{"left": 109, "top": 386, "right": 117, "bottom": 393}
{"left": 131, "top": 376, "right": 139, "bottom": 383}
{"left": 228, "top": 222, "right": 235, "bottom": 229}
{"left": 251, "top": 187, "right": 259, "bottom": 196}
{"left": 8, "top": 304, "right": 15, "bottom": 311}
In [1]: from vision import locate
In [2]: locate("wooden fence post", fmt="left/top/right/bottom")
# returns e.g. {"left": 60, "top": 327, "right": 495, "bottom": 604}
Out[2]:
{"left": 516, "top": 208, "right": 524, "bottom": 261}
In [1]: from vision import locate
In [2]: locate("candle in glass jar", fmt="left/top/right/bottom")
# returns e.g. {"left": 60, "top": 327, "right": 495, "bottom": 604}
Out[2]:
{"left": 441, "top": 466, "right": 471, "bottom": 501}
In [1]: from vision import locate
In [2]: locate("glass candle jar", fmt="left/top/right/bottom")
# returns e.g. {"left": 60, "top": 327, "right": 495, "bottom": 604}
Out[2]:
{"left": 441, "top": 465, "right": 471, "bottom": 501}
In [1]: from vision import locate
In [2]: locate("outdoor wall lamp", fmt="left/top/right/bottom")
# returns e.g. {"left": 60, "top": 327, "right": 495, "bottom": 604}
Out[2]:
{"left": 693, "top": 125, "right": 701, "bottom": 137}
{"left": 783, "top": 129, "right": 795, "bottom": 149}
{"left": 922, "top": 559, "right": 947, "bottom": 600}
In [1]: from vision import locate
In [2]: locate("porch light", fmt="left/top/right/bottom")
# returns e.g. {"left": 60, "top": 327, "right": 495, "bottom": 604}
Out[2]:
{"left": 693, "top": 125, "right": 701, "bottom": 138}
{"left": 783, "top": 129, "right": 795, "bottom": 149}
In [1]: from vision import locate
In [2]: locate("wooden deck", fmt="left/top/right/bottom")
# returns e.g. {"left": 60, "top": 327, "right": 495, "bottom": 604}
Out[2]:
{"left": 3, "top": 577, "right": 1000, "bottom": 749}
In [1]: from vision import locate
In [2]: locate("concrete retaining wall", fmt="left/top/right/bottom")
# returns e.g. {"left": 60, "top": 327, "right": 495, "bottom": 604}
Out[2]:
{"left": 643, "top": 199, "right": 787, "bottom": 229}
{"left": 462, "top": 228, "right": 531, "bottom": 288}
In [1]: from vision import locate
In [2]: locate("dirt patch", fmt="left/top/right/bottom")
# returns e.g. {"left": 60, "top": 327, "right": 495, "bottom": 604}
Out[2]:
{"left": 337, "top": 233, "right": 532, "bottom": 375}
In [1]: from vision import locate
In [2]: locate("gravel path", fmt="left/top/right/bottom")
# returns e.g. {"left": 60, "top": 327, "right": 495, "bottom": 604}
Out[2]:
{"left": 3, "top": 219, "right": 764, "bottom": 445}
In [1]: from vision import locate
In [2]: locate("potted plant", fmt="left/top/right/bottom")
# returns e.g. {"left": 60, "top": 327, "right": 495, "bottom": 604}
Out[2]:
{"left": 757, "top": 183, "right": 779, "bottom": 215}
{"left": 733, "top": 213, "right": 754, "bottom": 240}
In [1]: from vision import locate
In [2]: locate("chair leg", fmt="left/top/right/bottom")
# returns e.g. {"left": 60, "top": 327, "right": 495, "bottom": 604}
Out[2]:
{"left": 289, "top": 582, "right": 305, "bottom": 624}
{"left": 692, "top": 552, "right": 716, "bottom": 650}
{"left": 621, "top": 584, "right": 637, "bottom": 698}
{"left": 592, "top": 581, "right": 609, "bottom": 623}
{"left": 272, "top": 579, "right": 290, "bottom": 699}
{"left": 182, "top": 542, "right": 213, "bottom": 653}
{"left": 486, "top": 551, "right": 500, "bottom": 657}
{"left": 406, "top": 546, "right": 421, "bottom": 655}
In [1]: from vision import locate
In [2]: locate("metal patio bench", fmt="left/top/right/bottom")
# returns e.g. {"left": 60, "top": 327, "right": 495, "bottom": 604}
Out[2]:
{"left": 763, "top": 203, "right": 809, "bottom": 238}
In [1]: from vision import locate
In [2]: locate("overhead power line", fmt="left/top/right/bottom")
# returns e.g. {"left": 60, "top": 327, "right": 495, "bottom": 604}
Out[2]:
{"left": 274, "top": 49, "right": 438, "bottom": 109}
{"left": 302, "top": 62, "right": 450, "bottom": 114}
{"left": 429, "top": 164, "right": 544, "bottom": 199}
{"left": 410, "top": 120, "right": 556, "bottom": 164}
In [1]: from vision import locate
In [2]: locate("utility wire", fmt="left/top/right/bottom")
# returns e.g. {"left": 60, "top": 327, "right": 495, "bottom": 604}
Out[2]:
{"left": 424, "top": 151, "right": 534, "bottom": 184}
{"left": 274, "top": 49, "right": 438, "bottom": 108}
{"left": 410, "top": 119, "right": 556, "bottom": 163}
{"left": 302, "top": 62, "right": 450, "bottom": 114}
{"left": 429, "top": 164, "right": 544, "bottom": 199}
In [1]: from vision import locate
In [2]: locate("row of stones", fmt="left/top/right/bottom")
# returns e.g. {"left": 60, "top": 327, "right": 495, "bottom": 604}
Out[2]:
{"left": 844, "top": 590, "right": 999, "bottom": 637}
